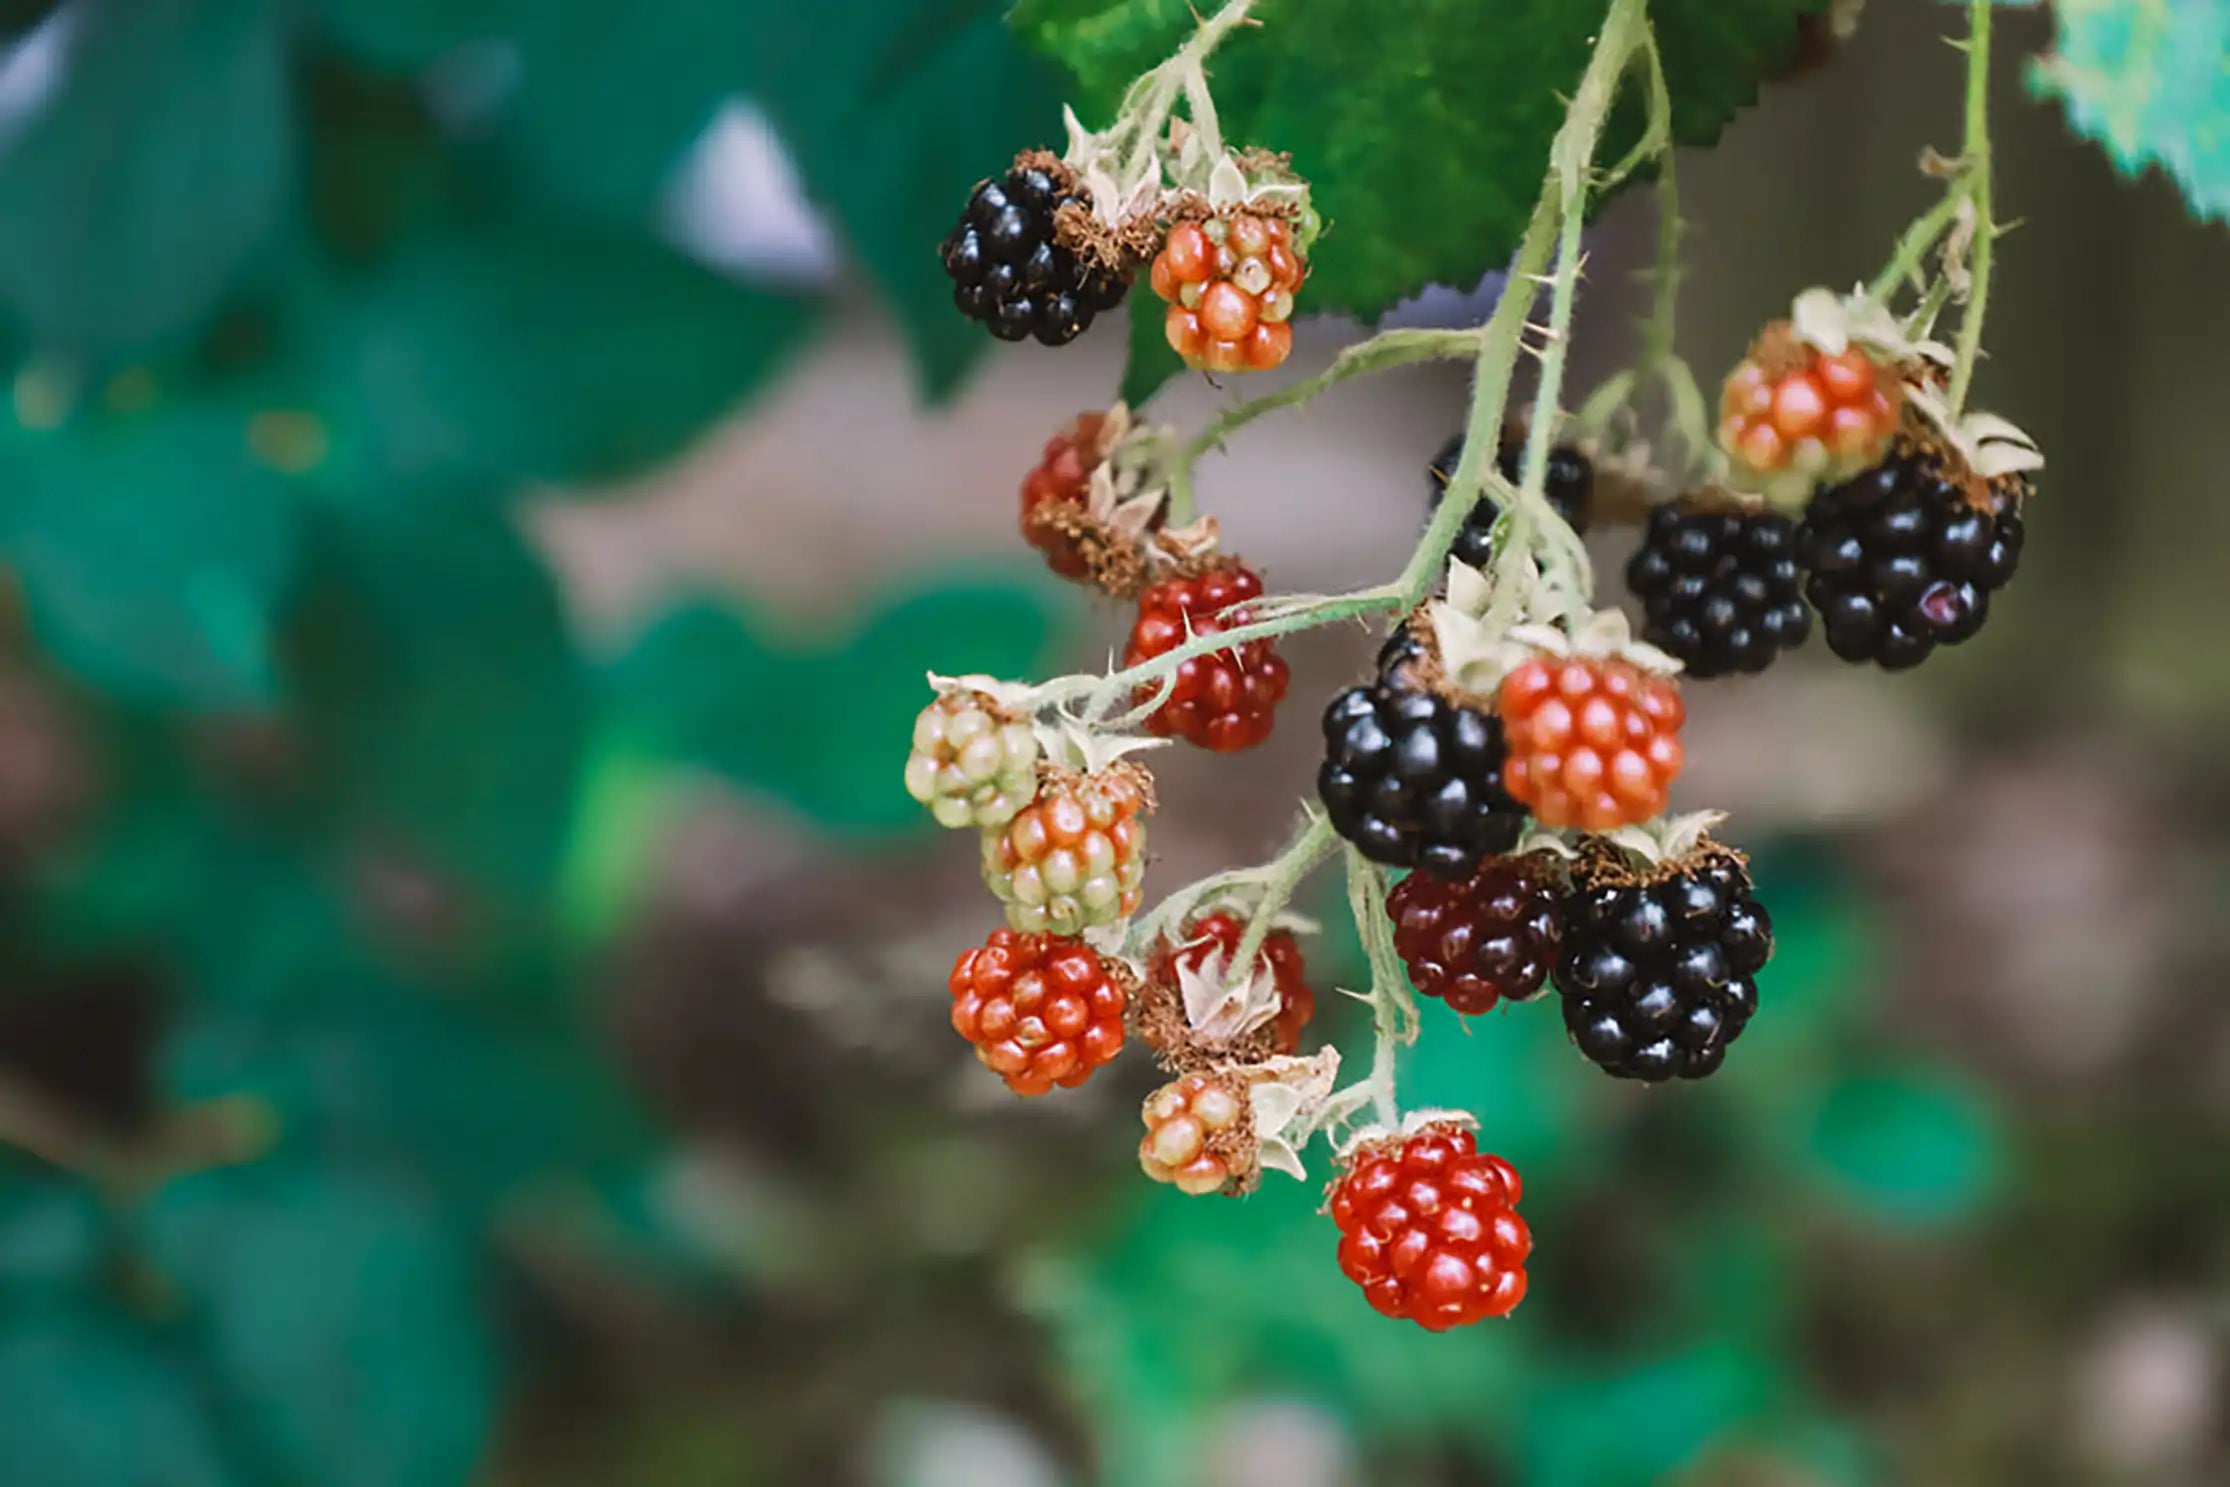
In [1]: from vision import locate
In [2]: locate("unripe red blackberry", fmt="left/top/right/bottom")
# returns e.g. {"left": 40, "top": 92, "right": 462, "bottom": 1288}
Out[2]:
{"left": 1317, "top": 673, "right": 1527, "bottom": 881}
{"left": 1719, "top": 333, "right": 1902, "bottom": 502}
{"left": 1795, "top": 444, "right": 2027, "bottom": 670}
{"left": 1554, "top": 847, "right": 1772, "bottom": 1082}
{"left": 1430, "top": 432, "right": 1593, "bottom": 569}
{"left": 1387, "top": 857, "right": 1562, "bottom": 1015}
{"left": 1627, "top": 504, "right": 1812, "bottom": 678}
{"left": 1497, "top": 656, "right": 1684, "bottom": 831}
{"left": 1330, "top": 1124, "right": 1530, "bottom": 1329}
{"left": 943, "top": 160, "right": 1127, "bottom": 346}
{"left": 1123, "top": 562, "right": 1290, "bottom": 752}
{"left": 948, "top": 928, "right": 1130, "bottom": 1095}
{"left": 1020, "top": 411, "right": 1111, "bottom": 580}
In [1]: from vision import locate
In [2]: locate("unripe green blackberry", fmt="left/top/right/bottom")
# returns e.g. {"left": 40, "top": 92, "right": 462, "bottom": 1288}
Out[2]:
{"left": 981, "top": 763, "right": 1151, "bottom": 934}
{"left": 905, "top": 692, "right": 1040, "bottom": 829}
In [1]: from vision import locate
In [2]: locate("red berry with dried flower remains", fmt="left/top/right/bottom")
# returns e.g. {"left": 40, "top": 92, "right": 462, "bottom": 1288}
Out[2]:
{"left": 1123, "top": 562, "right": 1290, "bottom": 752}
{"left": 1019, "top": 411, "right": 1112, "bottom": 580}
{"left": 1330, "top": 1124, "right": 1531, "bottom": 1330}
{"left": 1150, "top": 908, "right": 1314, "bottom": 1055}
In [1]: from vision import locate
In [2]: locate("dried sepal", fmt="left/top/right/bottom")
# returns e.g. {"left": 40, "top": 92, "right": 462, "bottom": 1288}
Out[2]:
{"left": 1788, "top": 285, "right": 1952, "bottom": 369}
{"left": 1245, "top": 1048, "right": 1344, "bottom": 1182}
{"left": 1903, "top": 382, "right": 2046, "bottom": 486}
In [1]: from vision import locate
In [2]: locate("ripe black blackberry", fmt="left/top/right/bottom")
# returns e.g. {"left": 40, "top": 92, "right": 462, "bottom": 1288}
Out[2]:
{"left": 1317, "top": 647, "right": 1528, "bottom": 880}
{"left": 1794, "top": 445, "right": 2027, "bottom": 671}
{"left": 1429, "top": 432, "right": 1593, "bottom": 569}
{"left": 1554, "top": 848, "right": 1772, "bottom": 1082}
{"left": 941, "top": 161, "right": 1127, "bottom": 346}
{"left": 1626, "top": 504, "right": 1812, "bottom": 677}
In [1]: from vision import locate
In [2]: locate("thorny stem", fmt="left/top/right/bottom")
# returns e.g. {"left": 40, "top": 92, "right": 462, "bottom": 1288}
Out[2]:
{"left": 1946, "top": 0, "right": 1994, "bottom": 416}
{"left": 1228, "top": 812, "right": 1338, "bottom": 979}
{"left": 1338, "top": 848, "right": 1416, "bottom": 1127}
{"left": 1865, "top": 186, "right": 1970, "bottom": 304}
{"left": 1109, "top": 0, "right": 1257, "bottom": 185}
{"left": 1180, "top": 328, "right": 1483, "bottom": 468}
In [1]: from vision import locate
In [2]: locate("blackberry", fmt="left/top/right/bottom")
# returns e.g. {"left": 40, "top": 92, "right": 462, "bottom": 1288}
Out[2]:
{"left": 1317, "top": 670, "right": 1527, "bottom": 881}
{"left": 1794, "top": 446, "right": 2026, "bottom": 671}
{"left": 941, "top": 162, "right": 1127, "bottom": 346}
{"left": 1387, "top": 857, "right": 1563, "bottom": 1014}
{"left": 1430, "top": 432, "right": 1593, "bottom": 569}
{"left": 1626, "top": 505, "right": 1812, "bottom": 677}
{"left": 1554, "top": 850, "right": 1771, "bottom": 1082}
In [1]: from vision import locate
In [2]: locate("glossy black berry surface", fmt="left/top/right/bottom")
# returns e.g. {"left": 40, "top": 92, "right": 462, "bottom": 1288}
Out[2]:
{"left": 1317, "top": 679, "right": 1528, "bottom": 880}
{"left": 941, "top": 165, "right": 1127, "bottom": 347}
{"left": 1430, "top": 433, "right": 1593, "bottom": 569}
{"left": 1627, "top": 505, "right": 1812, "bottom": 678}
{"left": 1554, "top": 854, "right": 1772, "bottom": 1082}
{"left": 1794, "top": 448, "right": 2026, "bottom": 671}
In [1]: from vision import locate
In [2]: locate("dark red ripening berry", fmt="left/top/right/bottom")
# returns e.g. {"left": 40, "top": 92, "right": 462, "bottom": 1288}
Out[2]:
{"left": 1019, "top": 411, "right": 1110, "bottom": 580}
{"left": 1330, "top": 1125, "right": 1530, "bottom": 1330}
{"left": 1388, "top": 858, "right": 1563, "bottom": 1015}
{"left": 1123, "top": 563, "right": 1290, "bottom": 752}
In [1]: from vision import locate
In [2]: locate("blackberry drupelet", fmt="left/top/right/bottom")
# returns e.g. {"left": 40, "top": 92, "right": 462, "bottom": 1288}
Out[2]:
{"left": 1794, "top": 446, "right": 2026, "bottom": 670}
{"left": 1387, "top": 857, "right": 1563, "bottom": 1014}
{"left": 1317, "top": 669, "right": 1528, "bottom": 881}
{"left": 1627, "top": 505, "right": 1812, "bottom": 677}
{"left": 942, "top": 162, "right": 1128, "bottom": 346}
{"left": 1554, "top": 851, "right": 1772, "bottom": 1082}
{"left": 1430, "top": 433, "right": 1594, "bottom": 569}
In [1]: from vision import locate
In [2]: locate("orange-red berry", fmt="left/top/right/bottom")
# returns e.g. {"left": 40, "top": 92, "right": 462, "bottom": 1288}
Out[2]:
{"left": 1718, "top": 340, "right": 1902, "bottom": 500}
{"left": 1122, "top": 563, "right": 1289, "bottom": 752}
{"left": 1330, "top": 1125, "right": 1530, "bottom": 1329}
{"left": 982, "top": 765, "right": 1150, "bottom": 934}
{"left": 1496, "top": 656, "right": 1684, "bottom": 830}
{"left": 1150, "top": 212, "right": 1308, "bottom": 373}
{"left": 949, "top": 928, "right": 1129, "bottom": 1095}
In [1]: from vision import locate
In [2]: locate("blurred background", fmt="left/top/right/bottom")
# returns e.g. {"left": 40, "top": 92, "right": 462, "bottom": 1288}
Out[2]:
{"left": 0, "top": 1, "right": 2226, "bottom": 1484}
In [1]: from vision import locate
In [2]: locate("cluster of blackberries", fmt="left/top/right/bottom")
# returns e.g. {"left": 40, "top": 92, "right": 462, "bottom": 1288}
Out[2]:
{"left": 1795, "top": 449, "right": 2026, "bottom": 670}
{"left": 1627, "top": 506, "right": 1812, "bottom": 677}
{"left": 1429, "top": 433, "right": 1594, "bottom": 569}
{"left": 1378, "top": 844, "right": 1774, "bottom": 1083}
{"left": 942, "top": 163, "right": 1128, "bottom": 346}
{"left": 1316, "top": 631, "right": 1528, "bottom": 881}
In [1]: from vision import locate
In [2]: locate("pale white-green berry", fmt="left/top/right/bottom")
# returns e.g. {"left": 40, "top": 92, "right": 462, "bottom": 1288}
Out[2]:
{"left": 904, "top": 692, "right": 1039, "bottom": 829}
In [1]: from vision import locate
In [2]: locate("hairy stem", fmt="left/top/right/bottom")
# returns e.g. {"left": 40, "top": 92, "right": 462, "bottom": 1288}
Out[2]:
{"left": 1228, "top": 813, "right": 1338, "bottom": 974}
{"left": 1181, "top": 328, "right": 1482, "bottom": 467}
{"left": 1340, "top": 848, "right": 1415, "bottom": 1127}
{"left": 1866, "top": 185, "right": 1970, "bottom": 304}
{"left": 1946, "top": 0, "right": 1994, "bottom": 415}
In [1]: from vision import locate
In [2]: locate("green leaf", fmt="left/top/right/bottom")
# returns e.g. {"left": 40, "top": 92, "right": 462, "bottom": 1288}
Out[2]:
{"left": 608, "top": 566, "right": 1076, "bottom": 835}
{"left": 288, "top": 489, "right": 586, "bottom": 898}
{"left": 0, "top": 402, "right": 298, "bottom": 707}
{"left": 739, "top": 0, "right": 1071, "bottom": 398}
{"left": 2032, "top": 0, "right": 2230, "bottom": 223}
{"left": 1010, "top": 0, "right": 1820, "bottom": 319}
{"left": 0, "top": 0, "right": 291, "bottom": 354}
{"left": 0, "top": 1302, "right": 232, "bottom": 1487}
{"left": 1805, "top": 1066, "right": 2002, "bottom": 1226}
{"left": 314, "top": 211, "right": 815, "bottom": 486}
{"left": 146, "top": 1164, "right": 500, "bottom": 1487}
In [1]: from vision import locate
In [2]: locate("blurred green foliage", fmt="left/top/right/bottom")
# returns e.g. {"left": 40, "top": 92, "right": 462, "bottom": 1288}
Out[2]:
{"left": 0, "top": 1, "right": 2212, "bottom": 1484}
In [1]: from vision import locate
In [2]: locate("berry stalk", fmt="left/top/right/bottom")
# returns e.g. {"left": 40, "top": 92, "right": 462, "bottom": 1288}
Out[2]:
{"left": 1946, "top": 0, "right": 1994, "bottom": 416}
{"left": 1179, "top": 327, "right": 1485, "bottom": 468}
{"left": 1340, "top": 845, "right": 1418, "bottom": 1127}
{"left": 1226, "top": 811, "right": 1339, "bottom": 983}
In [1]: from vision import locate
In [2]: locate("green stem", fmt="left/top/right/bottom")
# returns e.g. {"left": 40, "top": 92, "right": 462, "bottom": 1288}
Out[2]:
{"left": 1181, "top": 328, "right": 1482, "bottom": 467}
{"left": 1946, "top": 0, "right": 1994, "bottom": 415}
{"left": 1866, "top": 187, "right": 1969, "bottom": 304}
{"left": 1340, "top": 847, "right": 1414, "bottom": 1127}
{"left": 1228, "top": 813, "right": 1338, "bottom": 975}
